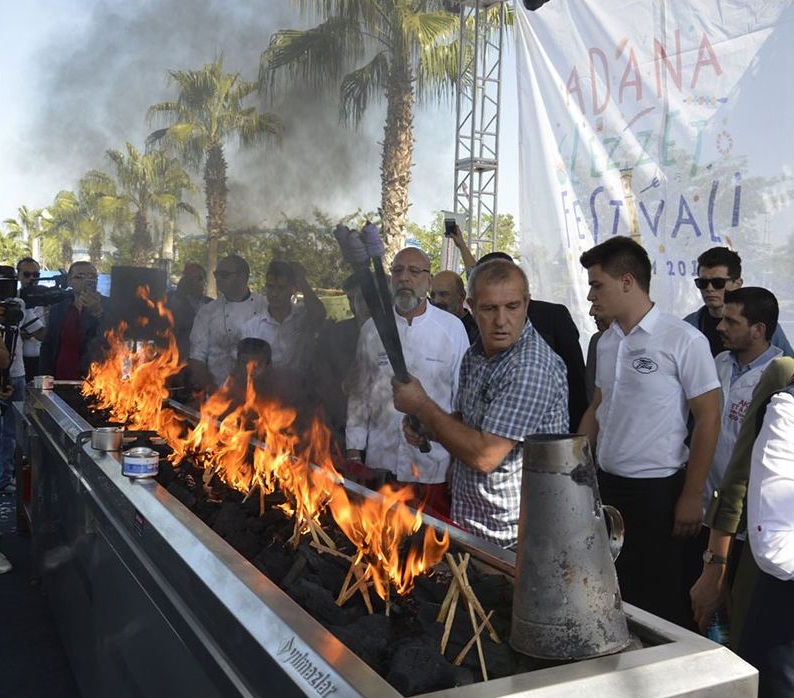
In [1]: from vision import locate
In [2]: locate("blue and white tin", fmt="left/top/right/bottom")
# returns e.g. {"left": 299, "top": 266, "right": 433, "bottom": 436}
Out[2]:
{"left": 122, "top": 447, "right": 159, "bottom": 478}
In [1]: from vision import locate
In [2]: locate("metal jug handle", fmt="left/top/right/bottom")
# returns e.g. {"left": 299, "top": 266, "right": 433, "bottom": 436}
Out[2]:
{"left": 602, "top": 505, "right": 624, "bottom": 561}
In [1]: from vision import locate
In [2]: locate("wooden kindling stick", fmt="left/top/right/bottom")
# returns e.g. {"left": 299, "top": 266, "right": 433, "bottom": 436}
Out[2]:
{"left": 445, "top": 553, "right": 501, "bottom": 643}
{"left": 453, "top": 610, "right": 494, "bottom": 674}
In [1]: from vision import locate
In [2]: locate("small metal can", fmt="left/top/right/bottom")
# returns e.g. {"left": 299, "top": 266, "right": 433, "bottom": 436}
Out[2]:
{"left": 122, "top": 447, "right": 159, "bottom": 479}
{"left": 33, "top": 375, "right": 54, "bottom": 390}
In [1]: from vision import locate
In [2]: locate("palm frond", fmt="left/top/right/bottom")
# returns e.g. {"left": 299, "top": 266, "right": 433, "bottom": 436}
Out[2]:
{"left": 259, "top": 17, "right": 364, "bottom": 96}
{"left": 339, "top": 52, "right": 390, "bottom": 125}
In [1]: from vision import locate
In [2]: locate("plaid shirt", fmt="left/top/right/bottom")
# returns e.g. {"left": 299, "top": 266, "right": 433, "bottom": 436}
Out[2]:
{"left": 452, "top": 322, "right": 568, "bottom": 547}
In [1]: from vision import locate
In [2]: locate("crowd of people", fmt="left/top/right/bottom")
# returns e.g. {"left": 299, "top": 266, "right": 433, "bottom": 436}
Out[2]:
{"left": 0, "top": 234, "right": 791, "bottom": 694}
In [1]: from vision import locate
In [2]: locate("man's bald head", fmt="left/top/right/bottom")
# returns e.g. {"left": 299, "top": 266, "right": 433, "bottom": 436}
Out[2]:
{"left": 430, "top": 270, "right": 466, "bottom": 317}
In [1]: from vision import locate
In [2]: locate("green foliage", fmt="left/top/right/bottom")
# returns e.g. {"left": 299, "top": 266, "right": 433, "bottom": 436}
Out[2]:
{"left": 408, "top": 212, "right": 519, "bottom": 273}
{"left": 0, "top": 222, "right": 30, "bottom": 263}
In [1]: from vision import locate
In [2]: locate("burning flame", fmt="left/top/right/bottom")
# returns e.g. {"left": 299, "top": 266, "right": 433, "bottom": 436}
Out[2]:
{"left": 81, "top": 287, "right": 450, "bottom": 601}
{"left": 328, "top": 483, "right": 450, "bottom": 598}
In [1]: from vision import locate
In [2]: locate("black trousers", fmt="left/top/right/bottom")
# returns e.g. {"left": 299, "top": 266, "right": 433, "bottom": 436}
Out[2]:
{"left": 738, "top": 570, "right": 794, "bottom": 698}
{"left": 597, "top": 468, "right": 692, "bottom": 628}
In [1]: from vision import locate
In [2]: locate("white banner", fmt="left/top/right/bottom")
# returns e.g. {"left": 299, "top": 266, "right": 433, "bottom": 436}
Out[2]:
{"left": 515, "top": 0, "right": 794, "bottom": 343}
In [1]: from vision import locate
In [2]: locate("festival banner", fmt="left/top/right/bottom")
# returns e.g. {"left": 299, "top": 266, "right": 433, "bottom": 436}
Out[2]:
{"left": 514, "top": 0, "right": 794, "bottom": 342}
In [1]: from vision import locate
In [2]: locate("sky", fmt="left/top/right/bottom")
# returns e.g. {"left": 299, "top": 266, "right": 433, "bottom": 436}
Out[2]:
{"left": 0, "top": 0, "right": 520, "bottom": 236}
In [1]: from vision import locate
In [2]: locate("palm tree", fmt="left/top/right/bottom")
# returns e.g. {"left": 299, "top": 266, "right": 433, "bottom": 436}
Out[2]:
{"left": 260, "top": 0, "right": 466, "bottom": 259}
{"left": 3, "top": 206, "right": 43, "bottom": 260}
{"left": 84, "top": 143, "right": 198, "bottom": 267}
{"left": 39, "top": 190, "right": 90, "bottom": 269}
{"left": 147, "top": 57, "right": 283, "bottom": 295}
{"left": 0, "top": 220, "right": 30, "bottom": 263}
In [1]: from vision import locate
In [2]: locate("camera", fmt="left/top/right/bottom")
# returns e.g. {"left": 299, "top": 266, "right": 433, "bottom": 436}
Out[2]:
{"left": 19, "top": 269, "right": 74, "bottom": 308}
{"left": 0, "top": 299, "right": 24, "bottom": 327}
{"left": 444, "top": 218, "right": 457, "bottom": 237}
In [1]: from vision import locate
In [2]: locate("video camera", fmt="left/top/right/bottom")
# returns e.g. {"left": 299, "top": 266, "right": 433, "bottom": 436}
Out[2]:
{"left": 19, "top": 269, "right": 74, "bottom": 308}
{"left": 0, "top": 273, "right": 23, "bottom": 328}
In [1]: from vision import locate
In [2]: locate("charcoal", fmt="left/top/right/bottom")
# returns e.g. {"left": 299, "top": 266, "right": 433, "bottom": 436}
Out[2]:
{"left": 212, "top": 502, "right": 246, "bottom": 538}
{"left": 387, "top": 639, "right": 474, "bottom": 695}
{"left": 287, "top": 577, "right": 363, "bottom": 627}
{"left": 226, "top": 529, "right": 265, "bottom": 559}
{"left": 252, "top": 545, "right": 294, "bottom": 585}
{"left": 328, "top": 614, "right": 393, "bottom": 672}
{"left": 166, "top": 481, "right": 196, "bottom": 509}
{"left": 413, "top": 572, "right": 449, "bottom": 605}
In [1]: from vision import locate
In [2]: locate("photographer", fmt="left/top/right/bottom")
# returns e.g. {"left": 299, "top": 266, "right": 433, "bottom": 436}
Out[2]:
{"left": 0, "top": 265, "right": 44, "bottom": 494}
{"left": 39, "top": 261, "right": 108, "bottom": 380}
{"left": 16, "top": 257, "right": 47, "bottom": 382}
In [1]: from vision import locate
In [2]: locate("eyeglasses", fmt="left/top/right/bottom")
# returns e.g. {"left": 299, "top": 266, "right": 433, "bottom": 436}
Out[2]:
{"left": 694, "top": 277, "right": 734, "bottom": 290}
{"left": 213, "top": 270, "right": 238, "bottom": 279}
{"left": 72, "top": 273, "right": 98, "bottom": 281}
{"left": 21, "top": 271, "right": 40, "bottom": 279}
{"left": 389, "top": 265, "right": 430, "bottom": 277}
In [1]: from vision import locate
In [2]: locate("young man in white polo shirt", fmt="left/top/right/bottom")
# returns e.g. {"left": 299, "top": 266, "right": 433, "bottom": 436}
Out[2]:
{"left": 578, "top": 236, "right": 721, "bottom": 628}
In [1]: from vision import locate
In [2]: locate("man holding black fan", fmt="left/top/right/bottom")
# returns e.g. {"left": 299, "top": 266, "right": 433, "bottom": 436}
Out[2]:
{"left": 345, "top": 246, "right": 469, "bottom": 516}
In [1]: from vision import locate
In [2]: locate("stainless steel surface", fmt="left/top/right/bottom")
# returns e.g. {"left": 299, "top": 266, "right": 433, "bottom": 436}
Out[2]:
{"left": 24, "top": 386, "right": 759, "bottom": 698}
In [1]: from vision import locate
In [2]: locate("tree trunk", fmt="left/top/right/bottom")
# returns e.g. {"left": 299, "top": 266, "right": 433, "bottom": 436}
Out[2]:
{"left": 204, "top": 143, "right": 228, "bottom": 298}
{"left": 88, "top": 232, "right": 103, "bottom": 267}
{"left": 380, "top": 52, "right": 415, "bottom": 263}
{"left": 131, "top": 210, "right": 152, "bottom": 266}
{"left": 161, "top": 212, "right": 176, "bottom": 281}
{"left": 61, "top": 240, "right": 73, "bottom": 268}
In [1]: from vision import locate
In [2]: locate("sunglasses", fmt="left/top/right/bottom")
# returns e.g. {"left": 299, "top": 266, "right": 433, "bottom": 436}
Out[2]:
{"left": 694, "top": 277, "right": 734, "bottom": 290}
{"left": 21, "top": 271, "right": 40, "bottom": 278}
{"left": 213, "top": 270, "right": 238, "bottom": 279}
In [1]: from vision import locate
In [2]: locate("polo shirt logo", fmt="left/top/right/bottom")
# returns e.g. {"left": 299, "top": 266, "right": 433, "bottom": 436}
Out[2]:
{"left": 632, "top": 357, "right": 658, "bottom": 374}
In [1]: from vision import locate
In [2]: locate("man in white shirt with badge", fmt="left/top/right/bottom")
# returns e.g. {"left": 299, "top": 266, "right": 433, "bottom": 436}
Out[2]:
{"left": 578, "top": 236, "right": 721, "bottom": 628}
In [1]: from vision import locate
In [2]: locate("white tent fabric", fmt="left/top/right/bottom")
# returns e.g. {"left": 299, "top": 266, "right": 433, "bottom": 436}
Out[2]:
{"left": 514, "top": 0, "right": 794, "bottom": 344}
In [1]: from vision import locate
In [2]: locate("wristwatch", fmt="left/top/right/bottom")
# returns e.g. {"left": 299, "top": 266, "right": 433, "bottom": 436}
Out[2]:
{"left": 702, "top": 549, "right": 728, "bottom": 565}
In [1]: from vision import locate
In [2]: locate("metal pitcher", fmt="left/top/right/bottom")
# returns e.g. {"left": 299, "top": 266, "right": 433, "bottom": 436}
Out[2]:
{"left": 510, "top": 434, "right": 630, "bottom": 660}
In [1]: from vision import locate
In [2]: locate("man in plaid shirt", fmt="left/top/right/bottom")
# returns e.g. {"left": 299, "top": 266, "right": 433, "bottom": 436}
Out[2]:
{"left": 392, "top": 259, "right": 568, "bottom": 548}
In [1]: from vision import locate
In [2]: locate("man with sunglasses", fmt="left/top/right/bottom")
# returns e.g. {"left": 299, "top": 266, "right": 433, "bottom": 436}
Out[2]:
{"left": 188, "top": 254, "right": 268, "bottom": 397}
{"left": 39, "top": 261, "right": 108, "bottom": 380}
{"left": 685, "top": 247, "right": 793, "bottom": 357}
{"left": 16, "top": 257, "right": 47, "bottom": 382}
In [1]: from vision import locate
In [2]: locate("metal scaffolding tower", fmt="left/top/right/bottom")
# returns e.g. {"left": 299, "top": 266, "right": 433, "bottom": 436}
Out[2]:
{"left": 442, "top": 0, "right": 507, "bottom": 271}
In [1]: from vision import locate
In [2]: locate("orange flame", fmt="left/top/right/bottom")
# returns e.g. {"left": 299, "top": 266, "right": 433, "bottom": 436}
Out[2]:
{"left": 81, "top": 289, "right": 450, "bottom": 600}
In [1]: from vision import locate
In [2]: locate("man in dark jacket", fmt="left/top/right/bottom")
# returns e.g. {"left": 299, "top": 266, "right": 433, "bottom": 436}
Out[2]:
{"left": 39, "top": 262, "right": 109, "bottom": 379}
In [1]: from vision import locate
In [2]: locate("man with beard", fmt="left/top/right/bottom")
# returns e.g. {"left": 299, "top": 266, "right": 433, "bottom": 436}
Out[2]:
{"left": 429, "top": 270, "right": 479, "bottom": 344}
{"left": 345, "top": 247, "right": 469, "bottom": 515}
{"left": 690, "top": 288, "right": 783, "bottom": 637}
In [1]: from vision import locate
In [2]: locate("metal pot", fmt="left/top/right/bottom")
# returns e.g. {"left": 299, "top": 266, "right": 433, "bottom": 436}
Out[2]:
{"left": 510, "top": 433, "right": 630, "bottom": 660}
{"left": 91, "top": 427, "right": 124, "bottom": 452}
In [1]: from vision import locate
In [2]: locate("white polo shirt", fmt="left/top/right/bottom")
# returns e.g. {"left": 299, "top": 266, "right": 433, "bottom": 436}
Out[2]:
{"left": 240, "top": 303, "right": 311, "bottom": 371}
{"left": 189, "top": 292, "right": 269, "bottom": 387}
{"left": 595, "top": 304, "right": 720, "bottom": 478}
{"left": 748, "top": 388, "right": 794, "bottom": 581}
